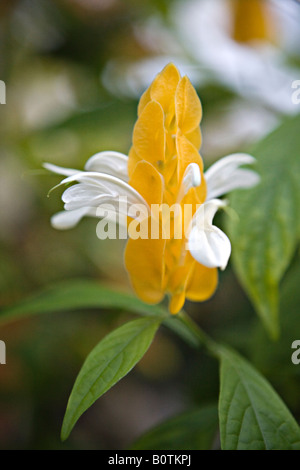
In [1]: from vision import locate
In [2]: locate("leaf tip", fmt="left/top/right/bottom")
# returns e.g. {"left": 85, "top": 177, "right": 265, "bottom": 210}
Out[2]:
{"left": 60, "top": 419, "right": 72, "bottom": 442}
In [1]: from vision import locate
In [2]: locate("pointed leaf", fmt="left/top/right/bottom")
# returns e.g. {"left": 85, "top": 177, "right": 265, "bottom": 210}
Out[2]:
{"left": 61, "top": 317, "right": 161, "bottom": 440}
{"left": 0, "top": 280, "right": 199, "bottom": 348}
{"left": 218, "top": 346, "right": 300, "bottom": 450}
{"left": 227, "top": 114, "right": 300, "bottom": 338}
{"left": 131, "top": 404, "right": 218, "bottom": 450}
{"left": 0, "top": 279, "right": 168, "bottom": 324}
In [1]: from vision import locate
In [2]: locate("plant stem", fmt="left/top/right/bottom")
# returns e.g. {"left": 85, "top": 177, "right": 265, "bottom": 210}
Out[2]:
{"left": 164, "top": 310, "right": 220, "bottom": 358}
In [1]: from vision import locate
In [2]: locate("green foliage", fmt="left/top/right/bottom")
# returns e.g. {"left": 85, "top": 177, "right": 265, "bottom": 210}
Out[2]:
{"left": 227, "top": 114, "right": 300, "bottom": 339}
{"left": 218, "top": 346, "right": 300, "bottom": 450}
{"left": 0, "top": 279, "right": 167, "bottom": 324}
{"left": 131, "top": 404, "right": 218, "bottom": 450}
{"left": 0, "top": 280, "right": 203, "bottom": 348}
{"left": 61, "top": 317, "right": 161, "bottom": 441}
{"left": 3, "top": 279, "right": 300, "bottom": 449}
{"left": 248, "top": 258, "right": 300, "bottom": 402}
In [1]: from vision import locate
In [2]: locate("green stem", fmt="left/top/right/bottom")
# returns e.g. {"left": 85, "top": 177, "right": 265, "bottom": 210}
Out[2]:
{"left": 163, "top": 310, "right": 220, "bottom": 358}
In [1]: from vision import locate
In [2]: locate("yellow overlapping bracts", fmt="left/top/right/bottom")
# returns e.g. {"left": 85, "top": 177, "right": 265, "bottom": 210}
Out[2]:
{"left": 125, "top": 64, "right": 217, "bottom": 314}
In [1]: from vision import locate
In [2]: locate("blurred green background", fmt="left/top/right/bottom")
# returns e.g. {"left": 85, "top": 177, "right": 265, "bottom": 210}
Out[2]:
{"left": 1, "top": 0, "right": 300, "bottom": 449}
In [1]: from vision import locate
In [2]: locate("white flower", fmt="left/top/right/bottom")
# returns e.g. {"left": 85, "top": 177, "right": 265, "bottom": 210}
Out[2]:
{"left": 185, "top": 153, "right": 259, "bottom": 270}
{"left": 44, "top": 150, "right": 259, "bottom": 270}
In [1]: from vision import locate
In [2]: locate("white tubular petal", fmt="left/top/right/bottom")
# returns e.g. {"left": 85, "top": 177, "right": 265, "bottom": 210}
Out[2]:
{"left": 50, "top": 207, "right": 97, "bottom": 230}
{"left": 204, "top": 153, "right": 260, "bottom": 200}
{"left": 177, "top": 163, "right": 201, "bottom": 203}
{"left": 183, "top": 163, "right": 201, "bottom": 192}
{"left": 84, "top": 151, "right": 128, "bottom": 181}
{"left": 188, "top": 199, "right": 231, "bottom": 270}
{"left": 43, "top": 162, "right": 80, "bottom": 177}
{"left": 192, "top": 198, "right": 227, "bottom": 227}
{"left": 58, "top": 171, "right": 149, "bottom": 218}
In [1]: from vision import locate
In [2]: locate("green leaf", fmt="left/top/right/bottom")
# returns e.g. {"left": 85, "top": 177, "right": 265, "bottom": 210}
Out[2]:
{"left": 130, "top": 404, "right": 218, "bottom": 450}
{"left": 218, "top": 346, "right": 300, "bottom": 450}
{"left": 227, "top": 114, "right": 300, "bottom": 339}
{"left": 1, "top": 280, "right": 209, "bottom": 356}
{"left": 250, "top": 259, "right": 300, "bottom": 380}
{"left": 0, "top": 279, "right": 168, "bottom": 324}
{"left": 61, "top": 317, "right": 161, "bottom": 441}
{"left": 0, "top": 280, "right": 207, "bottom": 350}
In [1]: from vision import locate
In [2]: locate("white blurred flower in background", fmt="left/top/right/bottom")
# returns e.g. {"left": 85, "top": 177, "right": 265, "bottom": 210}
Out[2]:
{"left": 172, "top": 0, "right": 300, "bottom": 114}
{"left": 101, "top": 0, "right": 300, "bottom": 156}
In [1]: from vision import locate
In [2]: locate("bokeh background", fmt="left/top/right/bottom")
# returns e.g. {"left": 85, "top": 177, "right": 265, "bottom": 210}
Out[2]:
{"left": 1, "top": 0, "right": 300, "bottom": 450}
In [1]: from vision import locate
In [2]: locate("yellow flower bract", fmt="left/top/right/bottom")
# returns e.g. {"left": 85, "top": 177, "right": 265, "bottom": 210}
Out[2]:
{"left": 124, "top": 63, "right": 217, "bottom": 314}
